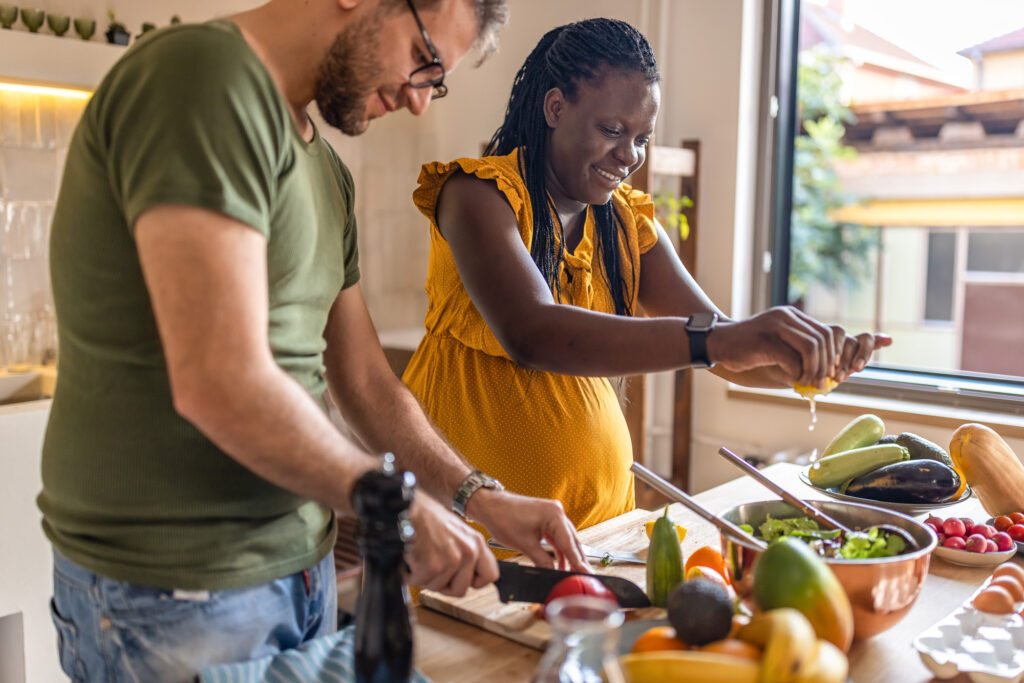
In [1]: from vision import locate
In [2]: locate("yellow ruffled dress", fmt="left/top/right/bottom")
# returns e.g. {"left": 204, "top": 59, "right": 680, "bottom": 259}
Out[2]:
{"left": 403, "top": 151, "right": 659, "bottom": 530}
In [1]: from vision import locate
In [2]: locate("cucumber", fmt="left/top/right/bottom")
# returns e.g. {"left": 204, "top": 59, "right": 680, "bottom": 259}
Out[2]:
{"left": 822, "top": 414, "right": 885, "bottom": 458}
{"left": 808, "top": 444, "right": 910, "bottom": 489}
{"left": 646, "top": 505, "right": 684, "bottom": 607}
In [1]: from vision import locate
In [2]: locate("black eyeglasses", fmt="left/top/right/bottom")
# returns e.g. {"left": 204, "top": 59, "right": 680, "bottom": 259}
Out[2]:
{"left": 405, "top": 0, "right": 448, "bottom": 99}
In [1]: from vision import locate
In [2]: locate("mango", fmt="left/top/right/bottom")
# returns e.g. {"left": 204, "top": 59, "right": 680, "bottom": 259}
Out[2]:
{"left": 752, "top": 537, "right": 854, "bottom": 652}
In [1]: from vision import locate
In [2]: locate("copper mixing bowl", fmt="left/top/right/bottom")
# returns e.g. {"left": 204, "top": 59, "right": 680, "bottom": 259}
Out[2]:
{"left": 719, "top": 499, "right": 938, "bottom": 640}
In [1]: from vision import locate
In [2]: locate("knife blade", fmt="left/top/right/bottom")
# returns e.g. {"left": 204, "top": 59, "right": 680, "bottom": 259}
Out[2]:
{"left": 486, "top": 538, "right": 646, "bottom": 565}
{"left": 494, "top": 560, "right": 651, "bottom": 608}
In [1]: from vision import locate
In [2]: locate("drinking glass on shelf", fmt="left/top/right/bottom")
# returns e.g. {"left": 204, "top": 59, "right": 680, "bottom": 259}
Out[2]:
{"left": 1, "top": 312, "right": 33, "bottom": 373}
{"left": 33, "top": 305, "right": 57, "bottom": 366}
{"left": 2, "top": 204, "right": 39, "bottom": 260}
{"left": 46, "top": 13, "right": 69, "bottom": 36}
{"left": 533, "top": 595, "right": 626, "bottom": 683}
{"left": 73, "top": 17, "right": 95, "bottom": 40}
{"left": 0, "top": 5, "right": 17, "bottom": 29}
{"left": 20, "top": 7, "right": 43, "bottom": 32}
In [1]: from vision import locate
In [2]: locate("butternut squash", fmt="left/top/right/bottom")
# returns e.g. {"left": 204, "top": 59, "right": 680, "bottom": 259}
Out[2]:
{"left": 949, "top": 423, "right": 1024, "bottom": 516}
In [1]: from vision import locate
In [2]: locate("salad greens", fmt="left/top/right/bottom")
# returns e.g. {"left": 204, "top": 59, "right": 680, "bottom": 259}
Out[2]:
{"left": 740, "top": 515, "right": 907, "bottom": 559}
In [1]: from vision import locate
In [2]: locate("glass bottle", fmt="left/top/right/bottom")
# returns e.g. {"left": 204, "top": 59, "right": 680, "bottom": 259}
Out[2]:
{"left": 533, "top": 595, "right": 626, "bottom": 683}
{"left": 353, "top": 453, "right": 416, "bottom": 683}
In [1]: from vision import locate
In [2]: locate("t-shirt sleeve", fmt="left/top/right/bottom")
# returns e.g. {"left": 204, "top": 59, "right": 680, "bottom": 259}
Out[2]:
{"left": 329, "top": 148, "right": 361, "bottom": 289}
{"left": 94, "top": 28, "right": 288, "bottom": 237}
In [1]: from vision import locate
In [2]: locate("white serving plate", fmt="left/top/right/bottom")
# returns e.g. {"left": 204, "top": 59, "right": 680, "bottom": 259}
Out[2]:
{"left": 0, "top": 370, "right": 41, "bottom": 402}
{"left": 934, "top": 545, "right": 1018, "bottom": 568}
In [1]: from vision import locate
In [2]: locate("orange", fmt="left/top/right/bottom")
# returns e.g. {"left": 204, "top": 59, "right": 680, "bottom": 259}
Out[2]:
{"left": 699, "top": 638, "right": 762, "bottom": 662}
{"left": 630, "top": 625, "right": 688, "bottom": 653}
{"left": 685, "top": 546, "right": 730, "bottom": 583}
{"left": 685, "top": 565, "right": 731, "bottom": 592}
{"left": 645, "top": 520, "right": 687, "bottom": 542}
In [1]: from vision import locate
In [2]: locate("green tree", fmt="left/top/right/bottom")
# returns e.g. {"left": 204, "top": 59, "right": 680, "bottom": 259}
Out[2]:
{"left": 789, "top": 47, "right": 878, "bottom": 305}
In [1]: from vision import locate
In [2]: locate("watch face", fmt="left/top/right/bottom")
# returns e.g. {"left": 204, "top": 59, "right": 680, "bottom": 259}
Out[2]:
{"left": 688, "top": 312, "right": 717, "bottom": 330}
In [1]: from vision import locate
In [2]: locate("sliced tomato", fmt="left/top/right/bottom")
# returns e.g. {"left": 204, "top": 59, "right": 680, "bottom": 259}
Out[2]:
{"left": 543, "top": 575, "right": 616, "bottom": 620}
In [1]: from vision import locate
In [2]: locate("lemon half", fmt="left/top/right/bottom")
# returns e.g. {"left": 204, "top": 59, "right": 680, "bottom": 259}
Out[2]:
{"left": 793, "top": 377, "right": 839, "bottom": 399}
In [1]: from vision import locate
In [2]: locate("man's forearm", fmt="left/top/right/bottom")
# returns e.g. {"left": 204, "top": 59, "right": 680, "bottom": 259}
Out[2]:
{"left": 327, "top": 370, "right": 472, "bottom": 508}
{"left": 176, "top": 358, "right": 378, "bottom": 515}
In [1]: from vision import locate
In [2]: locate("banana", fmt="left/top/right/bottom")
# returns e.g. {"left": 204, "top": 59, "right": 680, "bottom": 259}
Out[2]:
{"left": 618, "top": 651, "right": 760, "bottom": 683}
{"left": 737, "top": 608, "right": 818, "bottom": 683}
{"left": 795, "top": 639, "right": 848, "bottom": 683}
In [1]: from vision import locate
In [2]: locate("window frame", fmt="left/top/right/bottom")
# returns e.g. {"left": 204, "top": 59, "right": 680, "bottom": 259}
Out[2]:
{"left": 760, "top": 0, "right": 1024, "bottom": 416}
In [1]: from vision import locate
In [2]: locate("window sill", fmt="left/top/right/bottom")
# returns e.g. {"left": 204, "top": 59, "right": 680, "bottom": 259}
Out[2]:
{"left": 726, "top": 383, "right": 1024, "bottom": 439}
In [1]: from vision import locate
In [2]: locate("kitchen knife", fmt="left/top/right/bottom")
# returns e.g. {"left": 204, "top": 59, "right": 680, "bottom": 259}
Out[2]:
{"left": 494, "top": 560, "right": 651, "bottom": 608}
{"left": 486, "top": 538, "right": 646, "bottom": 565}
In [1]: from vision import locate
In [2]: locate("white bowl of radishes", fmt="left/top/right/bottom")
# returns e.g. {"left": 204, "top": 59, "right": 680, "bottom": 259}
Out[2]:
{"left": 924, "top": 516, "right": 1018, "bottom": 567}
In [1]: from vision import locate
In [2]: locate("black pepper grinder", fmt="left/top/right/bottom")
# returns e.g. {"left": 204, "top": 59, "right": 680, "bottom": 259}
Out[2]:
{"left": 352, "top": 452, "right": 416, "bottom": 683}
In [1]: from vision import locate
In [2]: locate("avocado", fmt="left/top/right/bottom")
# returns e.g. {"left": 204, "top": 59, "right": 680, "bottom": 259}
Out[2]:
{"left": 666, "top": 578, "right": 733, "bottom": 646}
{"left": 895, "top": 432, "right": 954, "bottom": 468}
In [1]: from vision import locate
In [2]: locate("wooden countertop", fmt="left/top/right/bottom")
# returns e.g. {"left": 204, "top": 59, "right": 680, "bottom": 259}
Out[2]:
{"left": 413, "top": 462, "right": 1011, "bottom": 682}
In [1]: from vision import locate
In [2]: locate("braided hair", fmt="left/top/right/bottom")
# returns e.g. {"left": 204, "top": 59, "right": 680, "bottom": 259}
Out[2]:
{"left": 485, "top": 18, "right": 659, "bottom": 316}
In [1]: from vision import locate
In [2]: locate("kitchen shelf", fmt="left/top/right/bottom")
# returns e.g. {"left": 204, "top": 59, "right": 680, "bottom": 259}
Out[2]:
{"left": 0, "top": 28, "right": 124, "bottom": 90}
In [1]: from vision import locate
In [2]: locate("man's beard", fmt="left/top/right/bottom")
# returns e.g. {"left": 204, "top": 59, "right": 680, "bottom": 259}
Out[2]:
{"left": 314, "top": 15, "right": 385, "bottom": 136}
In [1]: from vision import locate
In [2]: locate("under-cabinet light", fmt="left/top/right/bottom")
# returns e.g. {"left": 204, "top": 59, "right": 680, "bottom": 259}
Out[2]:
{"left": 0, "top": 81, "right": 92, "bottom": 99}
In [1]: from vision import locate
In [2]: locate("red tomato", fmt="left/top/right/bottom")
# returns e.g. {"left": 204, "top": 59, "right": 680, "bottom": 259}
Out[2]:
{"left": 1008, "top": 524, "right": 1024, "bottom": 543}
{"left": 543, "top": 575, "right": 617, "bottom": 620}
{"left": 994, "top": 516, "right": 1014, "bottom": 532}
{"left": 1011, "top": 512, "right": 1024, "bottom": 525}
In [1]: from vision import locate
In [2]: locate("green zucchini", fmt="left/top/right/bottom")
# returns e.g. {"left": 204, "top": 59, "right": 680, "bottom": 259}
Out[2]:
{"left": 808, "top": 444, "right": 910, "bottom": 489}
{"left": 822, "top": 414, "right": 885, "bottom": 458}
{"left": 841, "top": 460, "right": 961, "bottom": 503}
{"left": 646, "top": 505, "right": 684, "bottom": 607}
{"left": 894, "top": 432, "right": 955, "bottom": 468}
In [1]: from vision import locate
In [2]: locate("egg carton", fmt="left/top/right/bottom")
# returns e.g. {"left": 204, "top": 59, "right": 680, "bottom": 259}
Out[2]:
{"left": 915, "top": 605, "right": 1024, "bottom": 682}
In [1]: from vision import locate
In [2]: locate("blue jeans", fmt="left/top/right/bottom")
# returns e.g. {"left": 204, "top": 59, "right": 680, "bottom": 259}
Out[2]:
{"left": 50, "top": 550, "right": 337, "bottom": 683}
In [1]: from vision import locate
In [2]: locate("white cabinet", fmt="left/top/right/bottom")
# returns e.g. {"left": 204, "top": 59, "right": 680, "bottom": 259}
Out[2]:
{"left": 0, "top": 399, "right": 61, "bottom": 683}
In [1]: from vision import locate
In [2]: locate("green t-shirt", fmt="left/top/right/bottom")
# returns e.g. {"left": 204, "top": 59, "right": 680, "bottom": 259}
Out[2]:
{"left": 38, "top": 21, "right": 359, "bottom": 590}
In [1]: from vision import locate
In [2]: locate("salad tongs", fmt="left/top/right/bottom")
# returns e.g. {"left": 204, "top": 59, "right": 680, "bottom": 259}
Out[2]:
{"left": 717, "top": 447, "right": 919, "bottom": 551}
{"left": 631, "top": 461, "right": 767, "bottom": 550}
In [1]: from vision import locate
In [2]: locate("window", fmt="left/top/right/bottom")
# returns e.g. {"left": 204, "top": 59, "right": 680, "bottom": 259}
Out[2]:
{"left": 764, "top": 0, "right": 1024, "bottom": 414}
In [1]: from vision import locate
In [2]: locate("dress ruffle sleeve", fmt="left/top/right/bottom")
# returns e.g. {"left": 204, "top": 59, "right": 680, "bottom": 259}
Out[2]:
{"left": 413, "top": 156, "right": 531, "bottom": 245}
{"left": 621, "top": 186, "right": 658, "bottom": 255}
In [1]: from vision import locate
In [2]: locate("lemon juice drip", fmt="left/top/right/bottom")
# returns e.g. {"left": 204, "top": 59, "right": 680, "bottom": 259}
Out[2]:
{"left": 808, "top": 397, "right": 817, "bottom": 431}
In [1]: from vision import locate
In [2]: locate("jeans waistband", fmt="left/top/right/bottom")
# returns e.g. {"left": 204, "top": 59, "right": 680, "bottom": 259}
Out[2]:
{"left": 52, "top": 549, "right": 102, "bottom": 591}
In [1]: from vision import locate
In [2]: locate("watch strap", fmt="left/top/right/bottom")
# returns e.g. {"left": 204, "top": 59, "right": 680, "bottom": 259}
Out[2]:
{"left": 452, "top": 470, "right": 504, "bottom": 520}
{"left": 690, "top": 330, "right": 710, "bottom": 369}
{"left": 685, "top": 313, "right": 717, "bottom": 369}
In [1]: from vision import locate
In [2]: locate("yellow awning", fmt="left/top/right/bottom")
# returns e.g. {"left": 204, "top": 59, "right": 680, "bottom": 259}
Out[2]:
{"left": 832, "top": 198, "right": 1024, "bottom": 227}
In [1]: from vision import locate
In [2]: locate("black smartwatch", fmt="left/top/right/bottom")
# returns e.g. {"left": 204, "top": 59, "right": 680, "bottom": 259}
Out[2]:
{"left": 685, "top": 312, "right": 718, "bottom": 369}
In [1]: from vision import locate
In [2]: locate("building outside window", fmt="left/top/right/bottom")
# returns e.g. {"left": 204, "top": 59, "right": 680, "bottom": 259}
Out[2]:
{"left": 767, "top": 0, "right": 1024, "bottom": 412}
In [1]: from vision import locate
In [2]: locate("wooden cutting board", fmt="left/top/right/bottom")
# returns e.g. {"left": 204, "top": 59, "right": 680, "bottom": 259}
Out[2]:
{"left": 419, "top": 505, "right": 723, "bottom": 650}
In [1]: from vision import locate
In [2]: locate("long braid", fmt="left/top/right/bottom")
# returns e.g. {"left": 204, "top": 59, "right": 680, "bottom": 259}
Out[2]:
{"left": 486, "top": 18, "right": 659, "bottom": 316}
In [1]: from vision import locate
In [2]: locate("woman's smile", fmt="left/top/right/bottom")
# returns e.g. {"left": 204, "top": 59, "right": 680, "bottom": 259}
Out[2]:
{"left": 592, "top": 165, "right": 625, "bottom": 187}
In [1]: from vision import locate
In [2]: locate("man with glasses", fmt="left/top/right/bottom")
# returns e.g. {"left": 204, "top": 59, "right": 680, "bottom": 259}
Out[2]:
{"left": 40, "top": 0, "right": 589, "bottom": 678}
